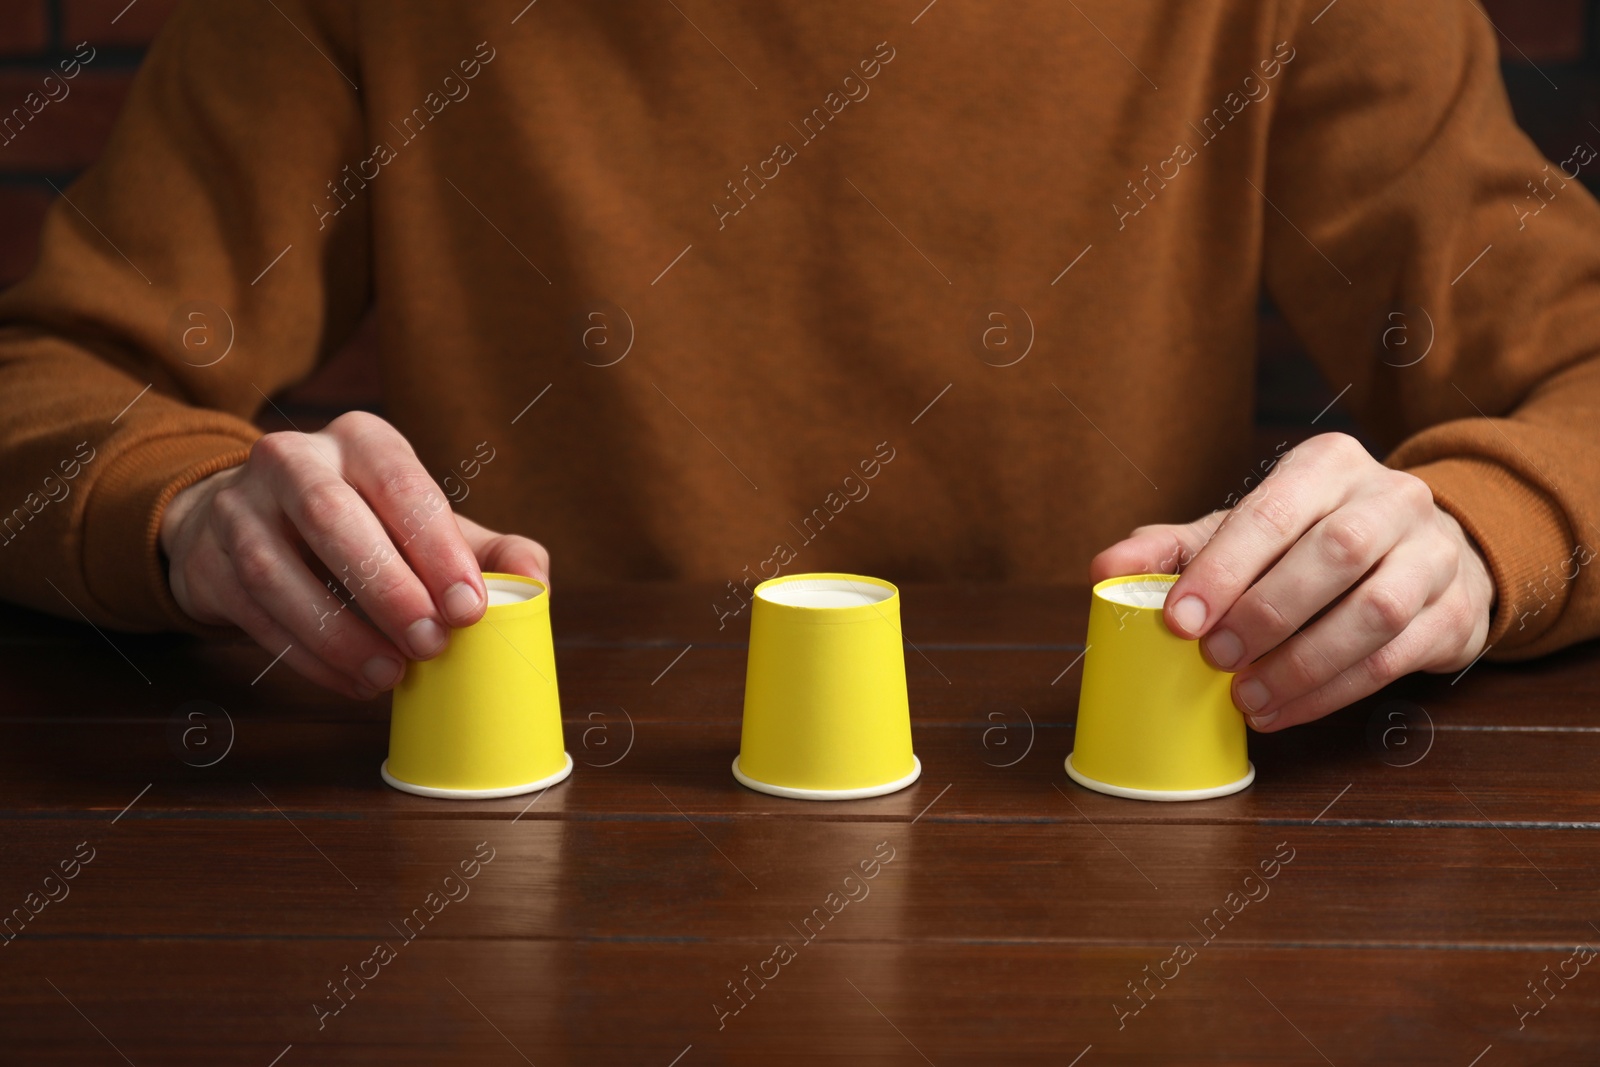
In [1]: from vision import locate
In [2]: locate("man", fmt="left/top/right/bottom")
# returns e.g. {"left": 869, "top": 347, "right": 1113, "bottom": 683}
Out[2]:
{"left": 0, "top": 1, "right": 1593, "bottom": 734}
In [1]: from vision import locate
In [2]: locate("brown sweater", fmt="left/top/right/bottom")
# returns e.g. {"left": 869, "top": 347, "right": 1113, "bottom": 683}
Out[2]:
{"left": 1, "top": 0, "right": 1596, "bottom": 661}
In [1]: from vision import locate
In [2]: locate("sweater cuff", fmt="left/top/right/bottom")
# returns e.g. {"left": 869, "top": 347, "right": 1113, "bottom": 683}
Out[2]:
{"left": 1396, "top": 456, "right": 1576, "bottom": 659}
{"left": 81, "top": 432, "right": 256, "bottom": 633}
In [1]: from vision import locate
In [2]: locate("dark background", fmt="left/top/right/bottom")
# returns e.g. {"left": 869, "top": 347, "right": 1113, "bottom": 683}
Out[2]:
{"left": 1, "top": 0, "right": 1592, "bottom": 442}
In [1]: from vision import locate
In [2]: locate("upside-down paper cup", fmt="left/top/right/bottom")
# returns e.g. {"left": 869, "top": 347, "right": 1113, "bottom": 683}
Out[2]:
{"left": 382, "top": 572, "right": 573, "bottom": 799}
{"left": 1066, "top": 573, "right": 1254, "bottom": 801}
{"left": 733, "top": 573, "right": 921, "bottom": 800}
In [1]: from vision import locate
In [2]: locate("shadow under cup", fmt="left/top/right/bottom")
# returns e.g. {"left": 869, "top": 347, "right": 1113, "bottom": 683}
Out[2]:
{"left": 1066, "top": 573, "right": 1254, "bottom": 801}
{"left": 383, "top": 573, "right": 572, "bottom": 799}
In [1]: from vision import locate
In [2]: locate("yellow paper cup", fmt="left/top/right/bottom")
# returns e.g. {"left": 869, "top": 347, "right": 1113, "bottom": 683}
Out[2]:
{"left": 734, "top": 573, "right": 921, "bottom": 800}
{"left": 1066, "top": 573, "right": 1254, "bottom": 801}
{"left": 382, "top": 572, "right": 573, "bottom": 799}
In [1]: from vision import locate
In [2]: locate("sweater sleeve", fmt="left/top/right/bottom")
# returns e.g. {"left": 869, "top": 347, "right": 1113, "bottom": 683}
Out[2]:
{"left": 0, "top": 0, "right": 369, "bottom": 632}
{"left": 1261, "top": 0, "right": 1600, "bottom": 662}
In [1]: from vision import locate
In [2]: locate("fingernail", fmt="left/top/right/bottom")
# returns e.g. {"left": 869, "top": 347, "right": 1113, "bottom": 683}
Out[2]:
{"left": 1170, "top": 594, "right": 1207, "bottom": 635}
{"left": 1236, "top": 677, "right": 1271, "bottom": 713}
{"left": 443, "top": 581, "right": 482, "bottom": 622}
{"left": 1205, "top": 629, "right": 1244, "bottom": 670}
{"left": 407, "top": 617, "right": 447, "bottom": 658}
{"left": 362, "top": 656, "right": 404, "bottom": 690}
{"left": 1248, "top": 709, "right": 1280, "bottom": 730}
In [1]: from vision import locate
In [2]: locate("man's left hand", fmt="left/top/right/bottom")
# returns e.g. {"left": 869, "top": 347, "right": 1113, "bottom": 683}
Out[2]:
{"left": 1089, "top": 433, "right": 1494, "bottom": 731}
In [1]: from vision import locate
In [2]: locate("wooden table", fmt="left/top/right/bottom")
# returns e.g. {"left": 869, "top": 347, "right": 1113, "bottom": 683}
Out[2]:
{"left": 2, "top": 583, "right": 1597, "bottom": 1065}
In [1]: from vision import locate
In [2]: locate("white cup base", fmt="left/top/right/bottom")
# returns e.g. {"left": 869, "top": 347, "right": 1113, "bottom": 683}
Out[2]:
{"left": 381, "top": 752, "right": 574, "bottom": 799}
{"left": 1064, "top": 752, "right": 1255, "bottom": 802}
{"left": 731, "top": 754, "right": 922, "bottom": 801}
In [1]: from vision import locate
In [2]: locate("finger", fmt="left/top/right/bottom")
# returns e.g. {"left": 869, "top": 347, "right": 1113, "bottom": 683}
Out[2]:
{"left": 1088, "top": 512, "right": 1226, "bottom": 583}
{"left": 1230, "top": 537, "right": 1451, "bottom": 730}
{"left": 211, "top": 484, "right": 409, "bottom": 692}
{"left": 1245, "top": 609, "right": 1452, "bottom": 733}
{"left": 195, "top": 565, "right": 377, "bottom": 701}
{"left": 333, "top": 414, "right": 488, "bottom": 629}
{"left": 1199, "top": 496, "right": 1418, "bottom": 671}
{"left": 1165, "top": 434, "right": 1360, "bottom": 639}
{"left": 253, "top": 431, "right": 449, "bottom": 660}
{"left": 1413, "top": 583, "right": 1489, "bottom": 674}
{"left": 166, "top": 530, "right": 231, "bottom": 627}
{"left": 456, "top": 514, "right": 551, "bottom": 584}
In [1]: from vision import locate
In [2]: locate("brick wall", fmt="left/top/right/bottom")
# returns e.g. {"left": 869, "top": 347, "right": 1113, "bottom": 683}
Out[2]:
{"left": 0, "top": 0, "right": 366, "bottom": 428}
{"left": 0, "top": 0, "right": 175, "bottom": 288}
{"left": 0, "top": 0, "right": 1593, "bottom": 438}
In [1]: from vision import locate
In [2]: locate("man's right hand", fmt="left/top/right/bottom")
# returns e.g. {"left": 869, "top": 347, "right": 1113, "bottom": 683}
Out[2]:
{"left": 158, "top": 411, "right": 550, "bottom": 699}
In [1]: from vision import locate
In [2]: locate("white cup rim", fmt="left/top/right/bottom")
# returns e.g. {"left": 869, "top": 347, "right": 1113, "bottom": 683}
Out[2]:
{"left": 755, "top": 575, "right": 896, "bottom": 609}
{"left": 1093, "top": 574, "right": 1177, "bottom": 610}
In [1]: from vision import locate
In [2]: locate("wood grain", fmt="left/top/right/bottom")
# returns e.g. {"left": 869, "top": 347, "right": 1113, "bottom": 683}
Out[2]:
{"left": 0, "top": 716, "right": 1594, "bottom": 826}
{"left": 0, "top": 585, "right": 1596, "bottom": 1063}
{"left": 1, "top": 942, "right": 1590, "bottom": 1066}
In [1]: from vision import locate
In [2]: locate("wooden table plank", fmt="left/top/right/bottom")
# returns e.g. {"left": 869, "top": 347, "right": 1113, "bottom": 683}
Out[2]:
{"left": 7, "top": 617, "right": 1597, "bottom": 732}
{"left": 0, "top": 818, "right": 1592, "bottom": 945}
{"left": 0, "top": 712, "right": 1596, "bottom": 826}
{"left": 1, "top": 941, "right": 1590, "bottom": 1065}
